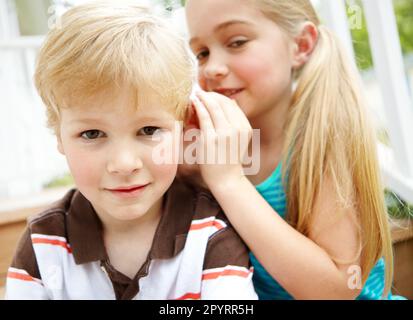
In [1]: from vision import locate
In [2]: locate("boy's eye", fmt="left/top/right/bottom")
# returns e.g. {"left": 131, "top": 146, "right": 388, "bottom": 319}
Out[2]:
{"left": 228, "top": 39, "right": 248, "bottom": 48}
{"left": 81, "top": 130, "right": 105, "bottom": 140}
{"left": 138, "top": 126, "right": 161, "bottom": 136}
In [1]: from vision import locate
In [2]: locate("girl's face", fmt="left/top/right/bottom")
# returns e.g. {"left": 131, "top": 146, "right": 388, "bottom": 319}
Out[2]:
{"left": 186, "top": 0, "right": 297, "bottom": 121}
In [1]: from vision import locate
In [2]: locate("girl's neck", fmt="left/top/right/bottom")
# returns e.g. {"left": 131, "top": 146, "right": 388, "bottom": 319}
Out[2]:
{"left": 251, "top": 97, "right": 289, "bottom": 148}
{"left": 246, "top": 94, "right": 291, "bottom": 185}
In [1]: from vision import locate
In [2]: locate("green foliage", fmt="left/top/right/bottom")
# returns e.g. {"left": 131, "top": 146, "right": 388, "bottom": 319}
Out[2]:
{"left": 348, "top": 0, "right": 413, "bottom": 71}
{"left": 385, "top": 190, "right": 413, "bottom": 219}
{"left": 43, "top": 173, "right": 74, "bottom": 189}
{"left": 377, "top": 128, "right": 391, "bottom": 147}
{"left": 395, "top": 0, "right": 413, "bottom": 54}
{"left": 347, "top": 0, "right": 372, "bottom": 70}
{"left": 161, "top": 0, "right": 186, "bottom": 10}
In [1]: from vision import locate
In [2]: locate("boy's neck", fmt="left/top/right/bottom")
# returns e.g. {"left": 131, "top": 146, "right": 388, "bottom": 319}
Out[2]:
{"left": 99, "top": 197, "right": 163, "bottom": 236}
{"left": 99, "top": 198, "right": 164, "bottom": 279}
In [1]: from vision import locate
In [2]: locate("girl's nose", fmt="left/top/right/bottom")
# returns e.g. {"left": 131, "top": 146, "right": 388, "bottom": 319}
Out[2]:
{"left": 202, "top": 57, "right": 229, "bottom": 80}
{"left": 106, "top": 145, "right": 143, "bottom": 175}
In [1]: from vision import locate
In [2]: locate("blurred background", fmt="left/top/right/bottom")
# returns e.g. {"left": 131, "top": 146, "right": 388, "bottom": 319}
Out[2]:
{"left": 0, "top": 0, "right": 412, "bottom": 299}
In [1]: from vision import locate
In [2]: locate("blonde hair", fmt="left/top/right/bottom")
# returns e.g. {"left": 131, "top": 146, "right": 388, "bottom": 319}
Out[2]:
{"left": 254, "top": 0, "right": 393, "bottom": 296}
{"left": 35, "top": 0, "right": 195, "bottom": 133}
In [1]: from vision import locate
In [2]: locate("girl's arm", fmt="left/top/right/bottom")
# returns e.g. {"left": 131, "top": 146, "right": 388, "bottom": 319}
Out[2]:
{"left": 211, "top": 174, "right": 362, "bottom": 300}
{"left": 192, "top": 91, "right": 362, "bottom": 299}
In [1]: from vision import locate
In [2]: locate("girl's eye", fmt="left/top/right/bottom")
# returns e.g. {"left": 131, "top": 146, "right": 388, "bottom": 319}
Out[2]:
{"left": 138, "top": 126, "right": 161, "bottom": 136}
{"left": 196, "top": 49, "right": 209, "bottom": 61}
{"left": 229, "top": 39, "right": 248, "bottom": 48}
{"left": 80, "top": 130, "right": 104, "bottom": 140}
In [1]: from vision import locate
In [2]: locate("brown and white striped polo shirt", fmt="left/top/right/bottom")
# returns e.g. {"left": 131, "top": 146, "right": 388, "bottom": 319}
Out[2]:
{"left": 6, "top": 179, "right": 257, "bottom": 300}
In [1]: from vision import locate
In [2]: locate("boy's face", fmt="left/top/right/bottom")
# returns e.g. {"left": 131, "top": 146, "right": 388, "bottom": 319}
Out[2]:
{"left": 57, "top": 86, "right": 180, "bottom": 225}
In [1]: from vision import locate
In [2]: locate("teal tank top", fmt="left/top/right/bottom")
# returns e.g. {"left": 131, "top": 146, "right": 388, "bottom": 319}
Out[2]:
{"left": 251, "top": 162, "right": 404, "bottom": 300}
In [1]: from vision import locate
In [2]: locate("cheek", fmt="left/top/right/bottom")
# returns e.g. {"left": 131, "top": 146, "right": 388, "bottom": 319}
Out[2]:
{"left": 148, "top": 160, "right": 178, "bottom": 189}
{"left": 235, "top": 58, "right": 266, "bottom": 82}
{"left": 240, "top": 53, "right": 292, "bottom": 94}
{"left": 65, "top": 148, "right": 102, "bottom": 188}
{"left": 198, "top": 71, "right": 208, "bottom": 90}
{"left": 240, "top": 48, "right": 286, "bottom": 78}
{"left": 155, "top": 163, "right": 178, "bottom": 179}
{"left": 142, "top": 142, "right": 179, "bottom": 185}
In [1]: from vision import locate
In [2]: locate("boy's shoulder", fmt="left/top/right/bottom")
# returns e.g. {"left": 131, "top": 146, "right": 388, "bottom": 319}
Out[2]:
{"left": 165, "top": 178, "right": 230, "bottom": 232}
{"left": 26, "top": 189, "right": 77, "bottom": 237}
{"left": 8, "top": 189, "right": 80, "bottom": 288}
{"left": 161, "top": 179, "right": 254, "bottom": 300}
{"left": 25, "top": 188, "right": 105, "bottom": 265}
{"left": 170, "top": 177, "right": 225, "bottom": 214}
{"left": 165, "top": 178, "right": 247, "bottom": 255}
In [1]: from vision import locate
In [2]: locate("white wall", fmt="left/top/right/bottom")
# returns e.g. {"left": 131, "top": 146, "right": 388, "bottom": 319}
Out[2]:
{"left": 0, "top": 44, "right": 69, "bottom": 199}
{"left": 0, "top": 0, "right": 68, "bottom": 199}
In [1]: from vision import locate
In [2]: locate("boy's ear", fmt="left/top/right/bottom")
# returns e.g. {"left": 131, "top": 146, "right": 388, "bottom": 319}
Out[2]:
{"left": 56, "top": 134, "right": 65, "bottom": 155}
{"left": 184, "top": 102, "right": 199, "bottom": 130}
{"left": 291, "top": 22, "right": 318, "bottom": 69}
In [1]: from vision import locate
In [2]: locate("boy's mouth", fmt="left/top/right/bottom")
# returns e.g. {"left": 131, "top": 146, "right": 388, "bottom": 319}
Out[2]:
{"left": 105, "top": 184, "right": 149, "bottom": 198}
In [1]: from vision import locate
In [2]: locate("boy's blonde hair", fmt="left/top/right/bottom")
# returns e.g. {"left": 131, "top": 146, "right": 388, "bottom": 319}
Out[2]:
{"left": 35, "top": 1, "right": 195, "bottom": 133}
{"left": 253, "top": 0, "right": 393, "bottom": 296}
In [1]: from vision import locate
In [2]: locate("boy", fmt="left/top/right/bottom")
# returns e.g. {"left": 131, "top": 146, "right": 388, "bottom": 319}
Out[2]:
{"left": 5, "top": 2, "right": 257, "bottom": 300}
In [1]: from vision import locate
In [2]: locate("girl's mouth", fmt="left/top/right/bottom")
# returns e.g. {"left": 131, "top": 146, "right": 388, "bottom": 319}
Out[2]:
{"left": 214, "top": 88, "right": 244, "bottom": 99}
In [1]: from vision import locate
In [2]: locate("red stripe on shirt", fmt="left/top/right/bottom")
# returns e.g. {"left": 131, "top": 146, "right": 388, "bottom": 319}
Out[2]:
{"left": 176, "top": 292, "right": 201, "bottom": 300}
{"left": 190, "top": 220, "right": 225, "bottom": 231}
{"left": 202, "top": 268, "right": 252, "bottom": 281}
{"left": 32, "top": 237, "right": 73, "bottom": 253}
{"left": 7, "top": 271, "right": 41, "bottom": 284}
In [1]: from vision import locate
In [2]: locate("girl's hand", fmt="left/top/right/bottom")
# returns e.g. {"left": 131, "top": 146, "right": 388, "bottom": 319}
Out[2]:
{"left": 191, "top": 90, "right": 253, "bottom": 190}
{"left": 178, "top": 102, "right": 206, "bottom": 189}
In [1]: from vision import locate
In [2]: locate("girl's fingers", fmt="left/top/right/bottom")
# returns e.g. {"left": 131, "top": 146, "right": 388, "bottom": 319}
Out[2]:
{"left": 196, "top": 91, "right": 229, "bottom": 129}
{"left": 209, "top": 92, "right": 252, "bottom": 132}
{"left": 191, "top": 95, "right": 215, "bottom": 133}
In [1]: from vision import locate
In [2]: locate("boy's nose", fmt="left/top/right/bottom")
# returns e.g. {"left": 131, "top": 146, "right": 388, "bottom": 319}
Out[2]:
{"left": 106, "top": 147, "right": 143, "bottom": 175}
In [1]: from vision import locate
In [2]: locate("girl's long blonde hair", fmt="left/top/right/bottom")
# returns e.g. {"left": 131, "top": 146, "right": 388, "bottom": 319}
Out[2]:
{"left": 255, "top": 0, "right": 393, "bottom": 296}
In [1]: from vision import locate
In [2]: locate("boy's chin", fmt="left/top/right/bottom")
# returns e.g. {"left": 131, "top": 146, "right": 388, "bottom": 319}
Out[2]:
{"left": 108, "top": 206, "right": 153, "bottom": 222}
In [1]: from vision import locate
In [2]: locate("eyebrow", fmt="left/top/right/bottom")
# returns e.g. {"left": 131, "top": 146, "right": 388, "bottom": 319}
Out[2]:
{"left": 68, "top": 118, "right": 105, "bottom": 125}
{"left": 189, "top": 20, "right": 253, "bottom": 46}
{"left": 68, "top": 115, "right": 175, "bottom": 126}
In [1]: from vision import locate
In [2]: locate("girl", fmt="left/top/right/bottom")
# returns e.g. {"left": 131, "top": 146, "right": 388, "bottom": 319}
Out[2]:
{"left": 184, "top": 0, "right": 398, "bottom": 299}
